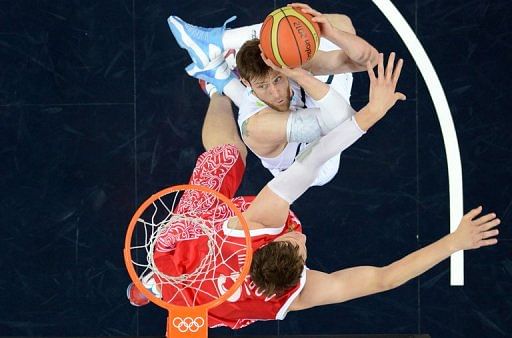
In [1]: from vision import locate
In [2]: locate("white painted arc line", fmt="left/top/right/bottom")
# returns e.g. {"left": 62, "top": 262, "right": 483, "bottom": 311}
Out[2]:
{"left": 371, "top": 0, "right": 464, "bottom": 286}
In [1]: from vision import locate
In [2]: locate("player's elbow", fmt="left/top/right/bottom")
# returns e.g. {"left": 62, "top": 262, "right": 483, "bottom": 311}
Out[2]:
{"left": 352, "top": 46, "right": 378, "bottom": 69}
{"left": 366, "top": 47, "right": 379, "bottom": 67}
{"left": 355, "top": 266, "right": 393, "bottom": 295}
{"left": 364, "top": 267, "right": 391, "bottom": 293}
{"left": 378, "top": 265, "right": 406, "bottom": 291}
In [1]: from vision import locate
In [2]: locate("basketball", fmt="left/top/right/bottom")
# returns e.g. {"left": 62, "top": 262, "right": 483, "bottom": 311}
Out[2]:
{"left": 260, "top": 6, "right": 321, "bottom": 68}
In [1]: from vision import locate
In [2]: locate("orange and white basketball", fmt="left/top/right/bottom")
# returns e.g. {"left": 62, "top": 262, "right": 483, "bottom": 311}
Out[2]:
{"left": 260, "top": 6, "right": 321, "bottom": 68}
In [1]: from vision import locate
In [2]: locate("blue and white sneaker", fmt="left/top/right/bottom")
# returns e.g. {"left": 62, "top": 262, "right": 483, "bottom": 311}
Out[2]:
{"left": 167, "top": 15, "right": 237, "bottom": 68}
{"left": 197, "top": 49, "right": 240, "bottom": 97}
{"left": 186, "top": 56, "right": 236, "bottom": 94}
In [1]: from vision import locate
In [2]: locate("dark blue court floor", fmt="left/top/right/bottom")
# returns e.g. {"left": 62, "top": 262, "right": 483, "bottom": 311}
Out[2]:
{"left": 1, "top": 1, "right": 511, "bottom": 337}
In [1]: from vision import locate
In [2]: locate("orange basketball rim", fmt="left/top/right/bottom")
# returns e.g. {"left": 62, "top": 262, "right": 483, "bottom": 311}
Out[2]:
{"left": 124, "top": 184, "right": 253, "bottom": 338}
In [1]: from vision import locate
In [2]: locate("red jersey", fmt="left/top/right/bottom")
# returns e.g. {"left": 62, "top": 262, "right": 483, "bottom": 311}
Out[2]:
{"left": 152, "top": 144, "right": 306, "bottom": 329}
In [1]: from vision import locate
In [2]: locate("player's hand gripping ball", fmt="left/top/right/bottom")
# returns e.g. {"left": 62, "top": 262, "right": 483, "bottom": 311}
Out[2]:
{"left": 260, "top": 6, "right": 321, "bottom": 68}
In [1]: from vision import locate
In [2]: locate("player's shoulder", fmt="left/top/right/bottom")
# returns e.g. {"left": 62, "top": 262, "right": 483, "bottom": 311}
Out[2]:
{"left": 240, "top": 90, "right": 267, "bottom": 108}
{"left": 238, "top": 90, "right": 269, "bottom": 120}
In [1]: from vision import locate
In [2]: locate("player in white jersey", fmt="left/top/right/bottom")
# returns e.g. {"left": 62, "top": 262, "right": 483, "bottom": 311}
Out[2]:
{"left": 168, "top": 3, "right": 379, "bottom": 186}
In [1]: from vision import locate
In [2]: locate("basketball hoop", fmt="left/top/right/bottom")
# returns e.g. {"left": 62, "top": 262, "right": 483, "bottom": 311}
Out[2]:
{"left": 124, "top": 184, "right": 252, "bottom": 337}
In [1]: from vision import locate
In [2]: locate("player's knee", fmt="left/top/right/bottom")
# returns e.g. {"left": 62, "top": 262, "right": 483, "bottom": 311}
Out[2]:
{"left": 234, "top": 141, "right": 248, "bottom": 164}
{"left": 327, "top": 14, "right": 356, "bottom": 35}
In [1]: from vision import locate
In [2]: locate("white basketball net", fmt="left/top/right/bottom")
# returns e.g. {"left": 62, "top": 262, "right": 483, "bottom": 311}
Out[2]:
{"left": 128, "top": 188, "right": 250, "bottom": 307}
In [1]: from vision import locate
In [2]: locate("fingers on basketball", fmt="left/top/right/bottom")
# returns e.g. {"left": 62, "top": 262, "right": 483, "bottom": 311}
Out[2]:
{"left": 260, "top": 6, "right": 320, "bottom": 68}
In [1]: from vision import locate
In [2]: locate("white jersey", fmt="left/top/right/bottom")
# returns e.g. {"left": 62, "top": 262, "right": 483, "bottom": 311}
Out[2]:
{"left": 237, "top": 72, "right": 353, "bottom": 186}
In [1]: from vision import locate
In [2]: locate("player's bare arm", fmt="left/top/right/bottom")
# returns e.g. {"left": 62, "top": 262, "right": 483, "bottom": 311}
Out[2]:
{"left": 291, "top": 3, "right": 379, "bottom": 74}
{"left": 241, "top": 108, "right": 290, "bottom": 157}
{"left": 289, "top": 206, "right": 500, "bottom": 311}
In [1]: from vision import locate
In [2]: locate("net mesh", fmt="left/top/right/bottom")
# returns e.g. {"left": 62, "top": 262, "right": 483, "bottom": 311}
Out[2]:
{"left": 128, "top": 187, "right": 251, "bottom": 307}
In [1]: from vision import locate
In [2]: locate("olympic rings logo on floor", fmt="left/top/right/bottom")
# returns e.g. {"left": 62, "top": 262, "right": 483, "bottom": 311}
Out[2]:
{"left": 172, "top": 316, "right": 205, "bottom": 333}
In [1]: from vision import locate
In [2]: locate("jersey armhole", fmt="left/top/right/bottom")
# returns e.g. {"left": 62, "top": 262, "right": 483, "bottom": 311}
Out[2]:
{"left": 275, "top": 266, "right": 308, "bottom": 320}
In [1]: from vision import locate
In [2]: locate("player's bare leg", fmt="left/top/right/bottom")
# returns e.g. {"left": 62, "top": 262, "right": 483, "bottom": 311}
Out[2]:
{"left": 201, "top": 93, "right": 247, "bottom": 163}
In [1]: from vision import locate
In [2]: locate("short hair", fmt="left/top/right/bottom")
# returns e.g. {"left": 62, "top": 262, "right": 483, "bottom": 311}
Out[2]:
{"left": 236, "top": 38, "right": 272, "bottom": 82}
{"left": 250, "top": 241, "right": 304, "bottom": 297}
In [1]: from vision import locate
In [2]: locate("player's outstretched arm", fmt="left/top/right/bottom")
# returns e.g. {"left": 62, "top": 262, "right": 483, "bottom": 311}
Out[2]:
{"left": 290, "top": 206, "right": 500, "bottom": 311}
{"left": 380, "top": 206, "right": 499, "bottom": 289}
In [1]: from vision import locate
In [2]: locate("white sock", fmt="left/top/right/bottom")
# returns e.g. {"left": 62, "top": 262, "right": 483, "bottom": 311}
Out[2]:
{"left": 223, "top": 78, "right": 246, "bottom": 108}
{"left": 204, "top": 82, "right": 218, "bottom": 98}
{"left": 222, "top": 24, "right": 263, "bottom": 50}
